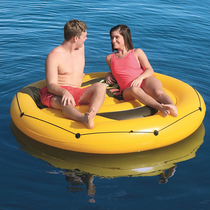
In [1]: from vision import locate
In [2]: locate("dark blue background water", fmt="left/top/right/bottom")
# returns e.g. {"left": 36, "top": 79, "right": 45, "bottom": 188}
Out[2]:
{"left": 1, "top": 0, "right": 210, "bottom": 209}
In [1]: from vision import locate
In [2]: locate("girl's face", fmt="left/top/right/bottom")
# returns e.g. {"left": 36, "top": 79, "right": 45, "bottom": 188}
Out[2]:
{"left": 111, "top": 30, "right": 125, "bottom": 50}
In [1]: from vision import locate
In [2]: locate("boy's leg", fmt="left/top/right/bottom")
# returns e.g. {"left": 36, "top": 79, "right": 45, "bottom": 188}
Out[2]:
{"left": 79, "top": 82, "right": 107, "bottom": 113}
{"left": 50, "top": 96, "right": 84, "bottom": 121}
{"left": 50, "top": 96, "right": 96, "bottom": 129}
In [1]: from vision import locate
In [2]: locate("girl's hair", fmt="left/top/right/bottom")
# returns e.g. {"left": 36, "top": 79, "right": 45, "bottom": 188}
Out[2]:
{"left": 64, "top": 20, "right": 87, "bottom": 41}
{"left": 110, "top": 25, "right": 133, "bottom": 52}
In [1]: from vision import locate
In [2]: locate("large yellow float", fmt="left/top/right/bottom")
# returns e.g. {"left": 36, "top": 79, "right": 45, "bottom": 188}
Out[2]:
{"left": 10, "top": 72, "right": 206, "bottom": 154}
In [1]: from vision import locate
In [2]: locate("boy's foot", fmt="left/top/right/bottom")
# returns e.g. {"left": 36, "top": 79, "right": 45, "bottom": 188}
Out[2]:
{"left": 83, "top": 109, "right": 95, "bottom": 129}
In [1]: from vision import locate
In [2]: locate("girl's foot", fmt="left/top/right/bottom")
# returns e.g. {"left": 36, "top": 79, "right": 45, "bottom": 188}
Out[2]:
{"left": 161, "top": 104, "right": 178, "bottom": 117}
{"left": 160, "top": 107, "right": 171, "bottom": 117}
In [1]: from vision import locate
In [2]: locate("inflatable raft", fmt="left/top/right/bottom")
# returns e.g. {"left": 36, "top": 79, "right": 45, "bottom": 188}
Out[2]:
{"left": 10, "top": 72, "right": 206, "bottom": 154}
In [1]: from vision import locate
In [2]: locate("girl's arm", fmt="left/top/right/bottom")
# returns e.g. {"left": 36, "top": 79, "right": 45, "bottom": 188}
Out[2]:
{"left": 105, "top": 54, "right": 116, "bottom": 85}
{"left": 136, "top": 48, "right": 154, "bottom": 78}
{"left": 131, "top": 48, "right": 154, "bottom": 87}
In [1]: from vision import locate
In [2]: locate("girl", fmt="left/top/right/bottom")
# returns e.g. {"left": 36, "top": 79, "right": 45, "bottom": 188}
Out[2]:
{"left": 106, "top": 25, "right": 178, "bottom": 117}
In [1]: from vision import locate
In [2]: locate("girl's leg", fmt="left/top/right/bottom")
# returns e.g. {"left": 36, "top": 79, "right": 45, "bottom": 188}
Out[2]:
{"left": 142, "top": 77, "right": 178, "bottom": 117}
{"left": 123, "top": 86, "right": 170, "bottom": 117}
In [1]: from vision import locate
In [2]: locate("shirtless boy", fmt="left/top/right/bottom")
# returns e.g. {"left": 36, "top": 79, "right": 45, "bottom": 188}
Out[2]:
{"left": 39, "top": 20, "right": 106, "bottom": 129}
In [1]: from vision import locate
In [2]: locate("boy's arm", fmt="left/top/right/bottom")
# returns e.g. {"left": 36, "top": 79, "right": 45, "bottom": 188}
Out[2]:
{"left": 45, "top": 53, "right": 76, "bottom": 106}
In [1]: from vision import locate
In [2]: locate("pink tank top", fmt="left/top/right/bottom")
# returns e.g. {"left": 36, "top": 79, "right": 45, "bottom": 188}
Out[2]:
{"left": 111, "top": 49, "right": 144, "bottom": 91}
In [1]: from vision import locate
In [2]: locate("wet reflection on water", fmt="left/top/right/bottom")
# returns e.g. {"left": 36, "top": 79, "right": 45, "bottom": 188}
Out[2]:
{"left": 11, "top": 121, "right": 204, "bottom": 203}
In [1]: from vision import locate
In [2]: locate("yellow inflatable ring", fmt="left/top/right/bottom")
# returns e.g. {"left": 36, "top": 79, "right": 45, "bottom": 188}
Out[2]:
{"left": 10, "top": 72, "right": 206, "bottom": 154}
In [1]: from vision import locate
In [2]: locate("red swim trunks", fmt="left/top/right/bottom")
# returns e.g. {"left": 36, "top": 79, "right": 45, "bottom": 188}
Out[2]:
{"left": 39, "top": 86, "right": 87, "bottom": 107}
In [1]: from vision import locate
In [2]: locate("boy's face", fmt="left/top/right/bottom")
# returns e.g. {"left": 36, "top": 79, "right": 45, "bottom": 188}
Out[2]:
{"left": 76, "top": 31, "right": 87, "bottom": 48}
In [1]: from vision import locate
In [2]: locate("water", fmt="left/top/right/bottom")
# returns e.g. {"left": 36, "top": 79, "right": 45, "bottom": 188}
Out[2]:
{"left": 1, "top": 0, "right": 210, "bottom": 209}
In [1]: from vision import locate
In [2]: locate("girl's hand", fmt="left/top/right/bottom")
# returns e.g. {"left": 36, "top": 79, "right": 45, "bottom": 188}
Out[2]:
{"left": 131, "top": 76, "right": 143, "bottom": 87}
{"left": 106, "top": 72, "right": 117, "bottom": 85}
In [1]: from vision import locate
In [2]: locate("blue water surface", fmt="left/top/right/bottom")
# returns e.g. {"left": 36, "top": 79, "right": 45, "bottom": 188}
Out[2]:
{"left": 1, "top": 0, "right": 210, "bottom": 209}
